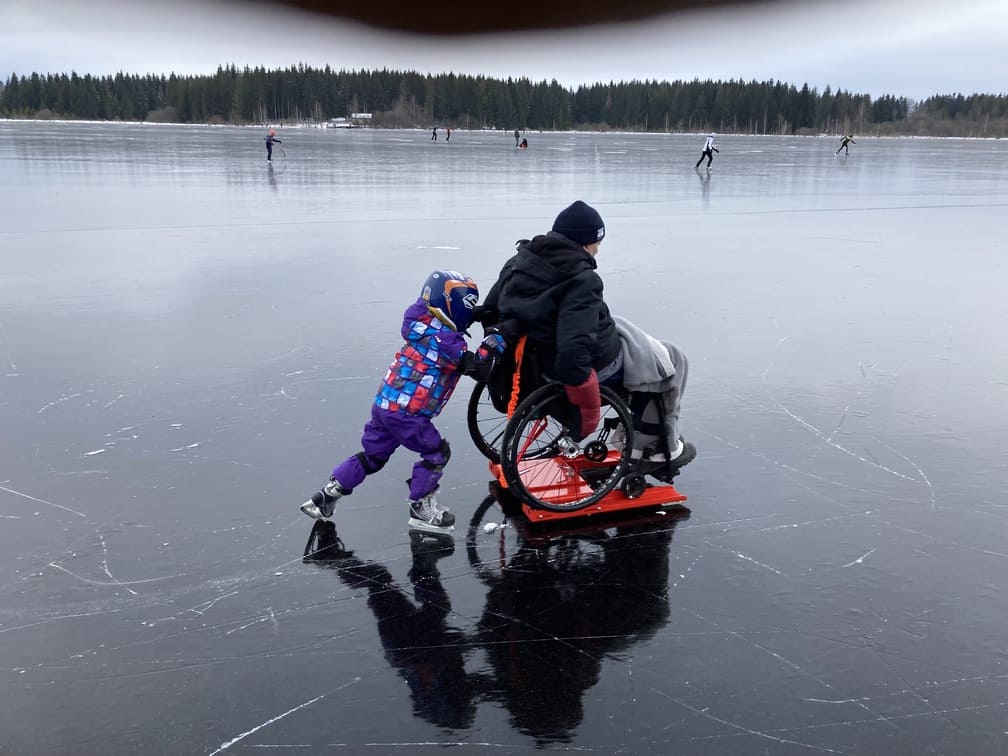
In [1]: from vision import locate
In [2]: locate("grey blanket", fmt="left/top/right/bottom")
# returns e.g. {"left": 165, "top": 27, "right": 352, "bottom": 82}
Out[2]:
{"left": 613, "top": 316, "right": 688, "bottom": 450}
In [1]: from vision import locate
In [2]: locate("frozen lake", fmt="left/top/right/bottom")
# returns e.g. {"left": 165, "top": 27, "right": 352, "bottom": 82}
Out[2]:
{"left": 2, "top": 121, "right": 1008, "bottom": 754}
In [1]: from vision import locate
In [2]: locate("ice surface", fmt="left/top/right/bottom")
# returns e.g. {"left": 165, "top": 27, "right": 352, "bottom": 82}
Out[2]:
{"left": 2, "top": 122, "right": 1008, "bottom": 753}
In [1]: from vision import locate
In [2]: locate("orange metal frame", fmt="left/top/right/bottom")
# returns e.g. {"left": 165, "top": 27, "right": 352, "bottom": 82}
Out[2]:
{"left": 489, "top": 456, "right": 687, "bottom": 524}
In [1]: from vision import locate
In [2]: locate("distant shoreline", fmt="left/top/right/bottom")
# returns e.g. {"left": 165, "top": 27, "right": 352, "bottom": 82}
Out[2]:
{"left": 0, "top": 118, "right": 1003, "bottom": 140}
{"left": 6, "top": 67, "right": 1005, "bottom": 139}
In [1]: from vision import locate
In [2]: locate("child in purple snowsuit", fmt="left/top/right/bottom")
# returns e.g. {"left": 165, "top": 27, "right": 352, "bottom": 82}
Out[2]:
{"left": 300, "top": 271, "right": 481, "bottom": 533}
{"left": 265, "top": 128, "right": 282, "bottom": 161}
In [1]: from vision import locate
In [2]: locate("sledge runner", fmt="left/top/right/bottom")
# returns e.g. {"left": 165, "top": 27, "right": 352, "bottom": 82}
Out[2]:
{"left": 300, "top": 271, "right": 483, "bottom": 534}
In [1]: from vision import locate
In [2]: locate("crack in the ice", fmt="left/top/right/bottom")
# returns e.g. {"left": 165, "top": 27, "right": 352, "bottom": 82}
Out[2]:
{"left": 649, "top": 685, "right": 844, "bottom": 753}
{"left": 841, "top": 548, "right": 876, "bottom": 567}
{"left": 209, "top": 677, "right": 360, "bottom": 754}
{"left": 729, "top": 630, "right": 901, "bottom": 731}
{"left": 771, "top": 400, "right": 920, "bottom": 484}
{"left": 99, "top": 531, "right": 139, "bottom": 596}
{"left": 875, "top": 518, "right": 1008, "bottom": 561}
{"left": 875, "top": 437, "right": 937, "bottom": 514}
{"left": 47, "top": 562, "right": 182, "bottom": 589}
{"left": 36, "top": 391, "right": 83, "bottom": 414}
{"left": 188, "top": 590, "right": 240, "bottom": 615}
{"left": 0, "top": 483, "right": 88, "bottom": 518}
{"left": 802, "top": 404, "right": 849, "bottom": 465}
{"left": 762, "top": 699, "right": 1008, "bottom": 736}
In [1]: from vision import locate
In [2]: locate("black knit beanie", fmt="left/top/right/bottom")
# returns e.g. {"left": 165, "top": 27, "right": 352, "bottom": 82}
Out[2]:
{"left": 551, "top": 201, "right": 605, "bottom": 246}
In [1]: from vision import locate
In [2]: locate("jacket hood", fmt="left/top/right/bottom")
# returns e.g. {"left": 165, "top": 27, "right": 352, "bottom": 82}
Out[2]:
{"left": 401, "top": 298, "right": 451, "bottom": 341}
{"left": 513, "top": 232, "right": 597, "bottom": 283}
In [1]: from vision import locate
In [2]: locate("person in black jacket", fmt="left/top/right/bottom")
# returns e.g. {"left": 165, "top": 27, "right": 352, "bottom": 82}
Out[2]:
{"left": 264, "top": 128, "right": 282, "bottom": 161}
{"left": 476, "top": 201, "right": 694, "bottom": 470}
{"left": 835, "top": 134, "right": 855, "bottom": 155}
{"left": 478, "top": 201, "right": 614, "bottom": 439}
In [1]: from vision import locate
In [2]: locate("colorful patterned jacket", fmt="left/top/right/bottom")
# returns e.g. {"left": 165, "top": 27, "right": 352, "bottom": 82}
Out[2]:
{"left": 375, "top": 298, "right": 468, "bottom": 417}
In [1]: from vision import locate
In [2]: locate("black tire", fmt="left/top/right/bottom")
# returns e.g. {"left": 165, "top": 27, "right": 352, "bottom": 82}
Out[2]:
{"left": 466, "top": 380, "right": 508, "bottom": 464}
{"left": 466, "top": 492, "right": 615, "bottom": 582}
{"left": 620, "top": 474, "right": 648, "bottom": 499}
{"left": 500, "top": 383, "right": 633, "bottom": 512}
{"left": 465, "top": 494, "right": 515, "bottom": 583}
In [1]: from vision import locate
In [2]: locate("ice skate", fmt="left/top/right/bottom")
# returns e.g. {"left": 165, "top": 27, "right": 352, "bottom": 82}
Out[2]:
{"left": 407, "top": 491, "right": 455, "bottom": 534}
{"left": 300, "top": 478, "right": 347, "bottom": 520}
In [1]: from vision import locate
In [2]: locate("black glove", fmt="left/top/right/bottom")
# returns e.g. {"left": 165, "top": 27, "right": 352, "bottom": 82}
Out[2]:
{"left": 459, "top": 351, "right": 478, "bottom": 377}
{"left": 473, "top": 332, "right": 506, "bottom": 381}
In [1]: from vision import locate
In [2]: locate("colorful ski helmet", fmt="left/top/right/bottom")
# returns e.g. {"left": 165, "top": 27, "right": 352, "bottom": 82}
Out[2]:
{"left": 421, "top": 270, "right": 479, "bottom": 332}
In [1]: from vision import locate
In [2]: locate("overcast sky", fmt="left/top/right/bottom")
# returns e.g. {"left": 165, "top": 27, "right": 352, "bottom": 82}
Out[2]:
{"left": 3, "top": 0, "right": 1006, "bottom": 100}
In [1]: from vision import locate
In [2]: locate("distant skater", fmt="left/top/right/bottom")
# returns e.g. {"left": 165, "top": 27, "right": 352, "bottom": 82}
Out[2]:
{"left": 519, "top": 138, "right": 528, "bottom": 150}
{"left": 446, "top": 127, "right": 452, "bottom": 142}
{"left": 265, "top": 128, "right": 282, "bottom": 162}
{"left": 836, "top": 134, "right": 855, "bottom": 155}
{"left": 432, "top": 127, "right": 438, "bottom": 141}
{"left": 695, "top": 132, "right": 718, "bottom": 170}
{"left": 514, "top": 129, "right": 520, "bottom": 147}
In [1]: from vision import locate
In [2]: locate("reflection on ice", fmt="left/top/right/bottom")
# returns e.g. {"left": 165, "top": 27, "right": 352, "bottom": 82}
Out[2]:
{"left": 303, "top": 498, "right": 688, "bottom": 742}
{"left": 2, "top": 122, "right": 1008, "bottom": 753}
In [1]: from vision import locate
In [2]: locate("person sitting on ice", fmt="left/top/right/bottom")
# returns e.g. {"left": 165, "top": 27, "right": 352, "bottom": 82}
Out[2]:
{"left": 300, "top": 271, "right": 482, "bottom": 533}
{"left": 475, "top": 200, "right": 696, "bottom": 480}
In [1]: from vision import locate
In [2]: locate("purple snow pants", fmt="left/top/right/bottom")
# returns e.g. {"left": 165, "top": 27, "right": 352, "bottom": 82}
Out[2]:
{"left": 332, "top": 405, "right": 448, "bottom": 501}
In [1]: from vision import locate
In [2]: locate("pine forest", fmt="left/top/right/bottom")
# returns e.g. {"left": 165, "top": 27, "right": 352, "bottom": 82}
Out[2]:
{"left": 2, "top": 65, "right": 1006, "bottom": 137}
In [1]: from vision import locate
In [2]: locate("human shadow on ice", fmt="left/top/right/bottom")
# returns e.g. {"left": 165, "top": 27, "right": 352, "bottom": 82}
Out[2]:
{"left": 302, "top": 495, "right": 688, "bottom": 743}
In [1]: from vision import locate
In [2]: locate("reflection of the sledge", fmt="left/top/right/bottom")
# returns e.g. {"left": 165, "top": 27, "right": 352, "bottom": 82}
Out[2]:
{"left": 301, "top": 495, "right": 689, "bottom": 744}
{"left": 467, "top": 484, "right": 690, "bottom": 580}
{"left": 468, "top": 490, "right": 690, "bottom": 743}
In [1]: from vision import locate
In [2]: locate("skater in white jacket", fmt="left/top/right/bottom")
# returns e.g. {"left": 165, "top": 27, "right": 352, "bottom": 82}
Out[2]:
{"left": 695, "top": 133, "right": 719, "bottom": 170}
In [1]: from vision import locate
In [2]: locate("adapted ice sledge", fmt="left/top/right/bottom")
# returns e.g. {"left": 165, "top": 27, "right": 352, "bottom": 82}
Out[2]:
{"left": 467, "top": 338, "right": 689, "bottom": 524}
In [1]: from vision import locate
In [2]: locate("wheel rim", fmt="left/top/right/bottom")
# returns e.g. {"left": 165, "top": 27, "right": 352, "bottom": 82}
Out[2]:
{"left": 467, "top": 380, "right": 508, "bottom": 463}
{"left": 501, "top": 384, "right": 633, "bottom": 512}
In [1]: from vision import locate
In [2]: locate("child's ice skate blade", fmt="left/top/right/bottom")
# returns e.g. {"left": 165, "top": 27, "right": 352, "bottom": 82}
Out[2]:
{"left": 407, "top": 492, "right": 455, "bottom": 533}
{"left": 298, "top": 479, "right": 346, "bottom": 519}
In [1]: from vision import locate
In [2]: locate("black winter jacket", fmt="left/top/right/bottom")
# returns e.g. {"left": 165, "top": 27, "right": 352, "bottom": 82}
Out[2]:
{"left": 483, "top": 232, "right": 620, "bottom": 386}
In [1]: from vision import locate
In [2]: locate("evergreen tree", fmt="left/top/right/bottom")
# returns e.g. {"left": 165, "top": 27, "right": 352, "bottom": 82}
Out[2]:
{"left": 1, "top": 65, "right": 1004, "bottom": 136}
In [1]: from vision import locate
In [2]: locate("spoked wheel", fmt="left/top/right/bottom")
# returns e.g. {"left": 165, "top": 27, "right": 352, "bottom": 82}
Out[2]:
{"left": 466, "top": 493, "right": 613, "bottom": 582}
{"left": 500, "top": 383, "right": 633, "bottom": 512}
{"left": 466, "top": 493, "right": 522, "bottom": 583}
{"left": 467, "top": 379, "right": 509, "bottom": 464}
